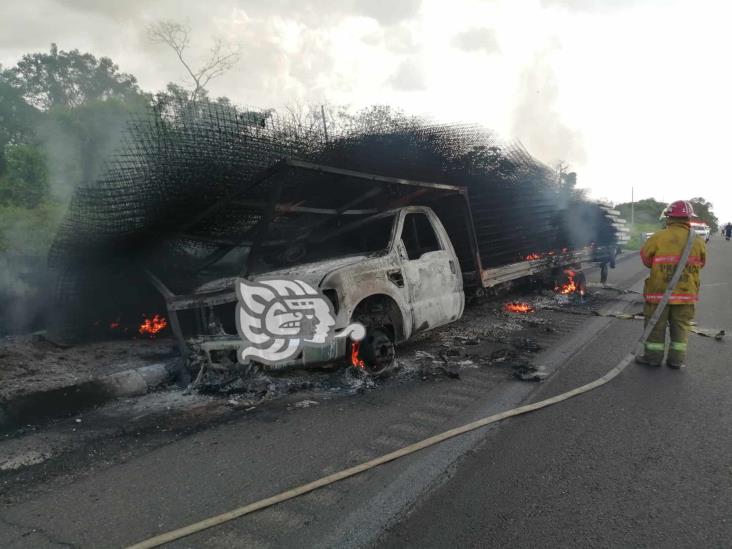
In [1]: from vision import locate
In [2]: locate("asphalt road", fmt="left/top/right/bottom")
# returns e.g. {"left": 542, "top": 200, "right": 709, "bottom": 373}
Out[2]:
{"left": 378, "top": 238, "right": 732, "bottom": 548}
{"left": 0, "top": 251, "right": 686, "bottom": 548}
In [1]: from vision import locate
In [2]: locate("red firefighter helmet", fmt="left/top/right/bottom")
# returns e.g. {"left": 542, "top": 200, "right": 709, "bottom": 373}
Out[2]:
{"left": 664, "top": 200, "right": 695, "bottom": 218}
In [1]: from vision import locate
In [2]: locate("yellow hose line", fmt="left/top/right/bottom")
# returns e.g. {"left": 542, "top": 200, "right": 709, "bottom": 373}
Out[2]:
{"left": 127, "top": 352, "right": 634, "bottom": 549}
{"left": 129, "top": 236, "right": 693, "bottom": 549}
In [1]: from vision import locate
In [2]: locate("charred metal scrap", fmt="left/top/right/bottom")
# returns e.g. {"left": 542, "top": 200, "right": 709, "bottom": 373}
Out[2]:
{"left": 46, "top": 100, "right": 628, "bottom": 355}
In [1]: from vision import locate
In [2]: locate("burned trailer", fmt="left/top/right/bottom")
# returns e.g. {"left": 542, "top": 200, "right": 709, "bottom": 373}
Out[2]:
{"left": 146, "top": 158, "right": 627, "bottom": 374}
{"left": 306, "top": 125, "right": 629, "bottom": 292}
{"left": 45, "top": 100, "right": 628, "bottom": 374}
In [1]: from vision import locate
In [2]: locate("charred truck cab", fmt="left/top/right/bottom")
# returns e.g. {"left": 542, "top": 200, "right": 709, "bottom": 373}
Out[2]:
{"left": 148, "top": 159, "right": 626, "bottom": 374}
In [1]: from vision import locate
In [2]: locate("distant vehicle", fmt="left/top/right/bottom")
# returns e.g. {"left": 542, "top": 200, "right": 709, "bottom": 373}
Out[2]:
{"left": 691, "top": 221, "right": 710, "bottom": 241}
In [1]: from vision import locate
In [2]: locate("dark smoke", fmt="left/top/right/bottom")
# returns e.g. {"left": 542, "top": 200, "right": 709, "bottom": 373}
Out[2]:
{"left": 45, "top": 100, "right": 623, "bottom": 340}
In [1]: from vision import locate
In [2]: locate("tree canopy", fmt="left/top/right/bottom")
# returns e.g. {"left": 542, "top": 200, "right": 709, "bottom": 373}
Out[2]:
{"left": 689, "top": 197, "right": 719, "bottom": 232}
{"left": 615, "top": 198, "right": 666, "bottom": 227}
{"left": 0, "top": 143, "right": 48, "bottom": 208}
{"left": 1, "top": 44, "right": 144, "bottom": 110}
{"left": 616, "top": 197, "right": 719, "bottom": 232}
{"left": 0, "top": 77, "right": 41, "bottom": 147}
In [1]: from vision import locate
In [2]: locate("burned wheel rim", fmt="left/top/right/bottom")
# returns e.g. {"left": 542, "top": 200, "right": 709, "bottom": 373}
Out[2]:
{"left": 357, "top": 328, "right": 396, "bottom": 376}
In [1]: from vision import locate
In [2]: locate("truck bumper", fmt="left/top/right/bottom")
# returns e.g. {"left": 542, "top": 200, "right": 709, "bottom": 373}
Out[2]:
{"left": 196, "top": 336, "right": 348, "bottom": 370}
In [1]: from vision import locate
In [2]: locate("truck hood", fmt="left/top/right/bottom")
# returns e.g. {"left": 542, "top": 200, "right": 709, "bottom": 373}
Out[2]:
{"left": 194, "top": 255, "right": 369, "bottom": 294}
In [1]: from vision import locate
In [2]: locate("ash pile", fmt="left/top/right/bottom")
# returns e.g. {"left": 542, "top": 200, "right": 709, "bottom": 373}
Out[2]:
{"left": 46, "top": 99, "right": 627, "bottom": 346}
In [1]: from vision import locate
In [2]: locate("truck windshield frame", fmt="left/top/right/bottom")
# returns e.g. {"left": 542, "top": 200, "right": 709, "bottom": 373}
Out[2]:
{"left": 249, "top": 211, "right": 400, "bottom": 271}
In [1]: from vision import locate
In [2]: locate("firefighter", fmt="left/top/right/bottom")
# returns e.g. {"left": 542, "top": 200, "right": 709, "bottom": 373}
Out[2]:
{"left": 636, "top": 200, "right": 706, "bottom": 369}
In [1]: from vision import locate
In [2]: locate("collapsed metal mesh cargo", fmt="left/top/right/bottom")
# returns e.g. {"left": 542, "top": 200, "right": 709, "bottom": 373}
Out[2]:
{"left": 47, "top": 100, "right": 624, "bottom": 340}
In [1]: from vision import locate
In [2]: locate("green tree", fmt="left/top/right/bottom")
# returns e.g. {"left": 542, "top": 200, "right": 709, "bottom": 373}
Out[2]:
{"left": 0, "top": 75, "right": 40, "bottom": 145}
{"left": 616, "top": 198, "right": 667, "bottom": 226}
{"left": 0, "top": 74, "right": 42, "bottom": 173}
{"left": 0, "top": 143, "right": 48, "bottom": 207}
{"left": 153, "top": 82, "right": 208, "bottom": 112}
{"left": 2, "top": 44, "right": 143, "bottom": 110}
{"left": 689, "top": 197, "right": 719, "bottom": 232}
{"left": 615, "top": 198, "right": 665, "bottom": 249}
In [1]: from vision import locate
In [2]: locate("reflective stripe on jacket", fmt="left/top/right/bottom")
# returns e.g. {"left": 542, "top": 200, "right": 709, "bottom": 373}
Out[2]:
{"left": 640, "top": 221, "right": 706, "bottom": 304}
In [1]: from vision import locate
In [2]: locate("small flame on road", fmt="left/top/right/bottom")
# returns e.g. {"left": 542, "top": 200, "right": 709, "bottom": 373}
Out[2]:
{"left": 138, "top": 314, "right": 168, "bottom": 337}
{"left": 555, "top": 269, "right": 581, "bottom": 295}
{"left": 525, "top": 253, "right": 542, "bottom": 260}
{"left": 351, "top": 341, "right": 366, "bottom": 368}
{"left": 504, "top": 302, "right": 535, "bottom": 313}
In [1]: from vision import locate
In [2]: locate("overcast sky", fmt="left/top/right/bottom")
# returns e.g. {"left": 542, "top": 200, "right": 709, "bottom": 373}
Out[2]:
{"left": 2, "top": 0, "right": 731, "bottom": 223}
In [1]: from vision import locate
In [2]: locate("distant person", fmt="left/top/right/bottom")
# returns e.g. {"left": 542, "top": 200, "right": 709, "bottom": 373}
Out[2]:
{"left": 636, "top": 200, "right": 706, "bottom": 369}
{"left": 725, "top": 223, "right": 732, "bottom": 241}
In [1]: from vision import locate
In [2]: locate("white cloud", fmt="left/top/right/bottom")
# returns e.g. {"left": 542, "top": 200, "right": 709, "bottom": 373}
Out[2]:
{"left": 541, "top": 0, "right": 657, "bottom": 12}
{"left": 452, "top": 27, "right": 500, "bottom": 54}
{"left": 387, "top": 59, "right": 427, "bottom": 91}
{"left": 1, "top": 0, "right": 732, "bottom": 221}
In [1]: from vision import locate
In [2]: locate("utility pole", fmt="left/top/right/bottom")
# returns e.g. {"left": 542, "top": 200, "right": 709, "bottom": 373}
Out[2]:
{"left": 321, "top": 105, "right": 329, "bottom": 144}
{"left": 631, "top": 186, "right": 635, "bottom": 227}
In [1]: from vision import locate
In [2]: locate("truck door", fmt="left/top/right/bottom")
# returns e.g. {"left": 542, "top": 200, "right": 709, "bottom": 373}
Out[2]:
{"left": 398, "top": 211, "right": 464, "bottom": 334}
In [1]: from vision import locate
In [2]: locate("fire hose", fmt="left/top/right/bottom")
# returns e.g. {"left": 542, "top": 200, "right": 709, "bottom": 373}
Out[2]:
{"left": 127, "top": 233, "right": 696, "bottom": 549}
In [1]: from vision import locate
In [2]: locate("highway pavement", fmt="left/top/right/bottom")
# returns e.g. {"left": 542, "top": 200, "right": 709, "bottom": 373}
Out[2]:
{"left": 379, "top": 238, "right": 732, "bottom": 548}
{"left": 1, "top": 248, "right": 708, "bottom": 548}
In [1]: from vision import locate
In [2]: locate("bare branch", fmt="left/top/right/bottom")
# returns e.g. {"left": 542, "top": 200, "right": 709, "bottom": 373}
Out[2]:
{"left": 147, "top": 19, "right": 240, "bottom": 102}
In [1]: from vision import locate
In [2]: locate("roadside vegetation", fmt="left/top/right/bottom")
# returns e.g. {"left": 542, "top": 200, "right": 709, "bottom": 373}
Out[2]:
{"left": 0, "top": 39, "right": 721, "bottom": 327}
{"left": 615, "top": 197, "right": 719, "bottom": 250}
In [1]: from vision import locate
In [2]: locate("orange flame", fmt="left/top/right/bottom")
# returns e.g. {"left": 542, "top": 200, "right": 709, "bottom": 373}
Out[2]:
{"left": 504, "top": 302, "right": 535, "bottom": 313}
{"left": 525, "top": 253, "right": 542, "bottom": 260}
{"left": 351, "top": 341, "right": 365, "bottom": 368}
{"left": 138, "top": 314, "right": 168, "bottom": 337}
{"left": 555, "top": 269, "right": 579, "bottom": 295}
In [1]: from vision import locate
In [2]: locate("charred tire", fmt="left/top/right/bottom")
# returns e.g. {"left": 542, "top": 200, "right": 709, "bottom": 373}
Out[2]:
{"left": 351, "top": 296, "right": 402, "bottom": 376}
{"left": 354, "top": 327, "right": 396, "bottom": 377}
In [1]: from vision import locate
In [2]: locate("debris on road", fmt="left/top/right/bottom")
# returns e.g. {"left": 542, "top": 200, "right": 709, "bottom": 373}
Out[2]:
{"left": 511, "top": 337, "right": 542, "bottom": 353}
{"left": 292, "top": 400, "right": 319, "bottom": 409}
{"left": 513, "top": 365, "right": 549, "bottom": 382}
{"left": 592, "top": 311, "right": 725, "bottom": 340}
{"left": 0, "top": 281, "right": 634, "bottom": 431}
{"left": 690, "top": 327, "right": 725, "bottom": 340}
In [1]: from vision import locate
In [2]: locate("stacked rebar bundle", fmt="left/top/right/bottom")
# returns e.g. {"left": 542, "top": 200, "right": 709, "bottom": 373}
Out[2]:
{"left": 311, "top": 124, "right": 566, "bottom": 266}
{"left": 47, "top": 99, "right": 624, "bottom": 337}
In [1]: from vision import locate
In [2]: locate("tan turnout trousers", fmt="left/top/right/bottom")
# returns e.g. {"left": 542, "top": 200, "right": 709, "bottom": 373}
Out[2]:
{"left": 643, "top": 303, "right": 695, "bottom": 365}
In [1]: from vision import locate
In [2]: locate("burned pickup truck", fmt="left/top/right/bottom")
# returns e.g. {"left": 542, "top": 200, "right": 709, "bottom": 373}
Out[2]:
{"left": 46, "top": 104, "right": 628, "bottom": 375}
{"left": 146, "top": 159, "right": 627, "bottom": 375}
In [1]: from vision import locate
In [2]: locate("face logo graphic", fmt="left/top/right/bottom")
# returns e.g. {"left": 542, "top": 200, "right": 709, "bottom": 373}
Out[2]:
{"left": 236, "top": 278, "right": 365, "bottom": 365}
